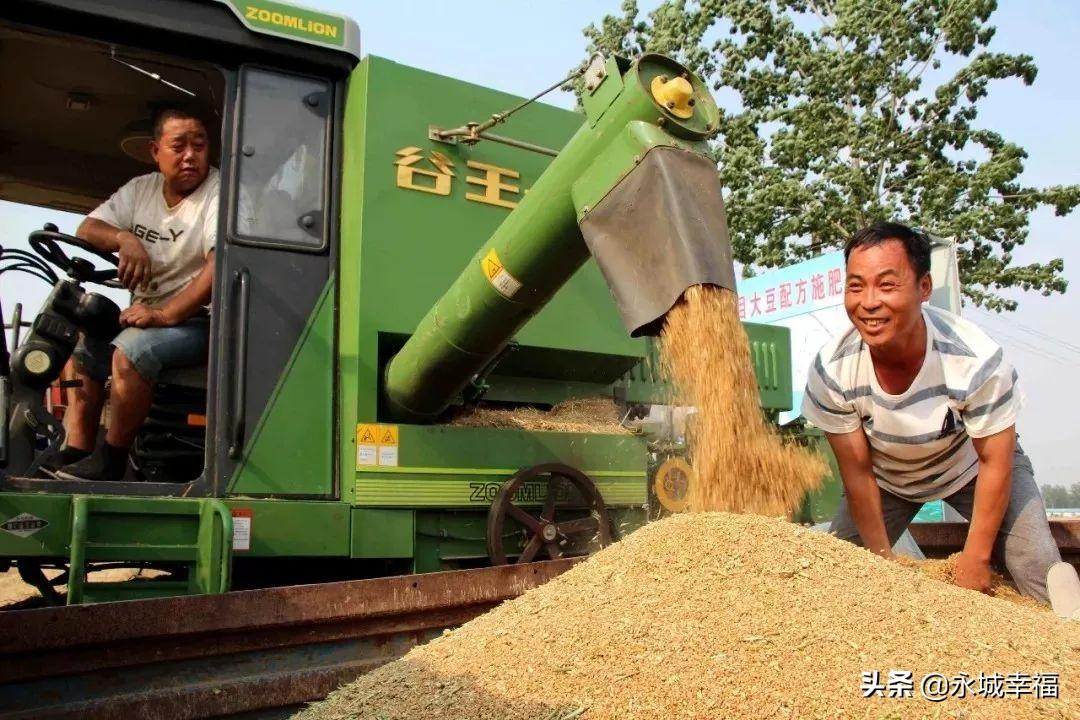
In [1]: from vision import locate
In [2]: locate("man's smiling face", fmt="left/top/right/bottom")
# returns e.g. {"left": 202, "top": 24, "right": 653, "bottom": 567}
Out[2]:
{"left": 844, "top": 239, "right": 932, "bottom": 352}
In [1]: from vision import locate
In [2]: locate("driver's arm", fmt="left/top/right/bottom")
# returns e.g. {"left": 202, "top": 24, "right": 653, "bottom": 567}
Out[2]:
{"left": 76, "top": 217, "right": 130, "bottom": 253}
{"left": 76, "top": 218, "right": 151, "bottom": 291}
{"left": 158, "top": 251, "right": 214, "bottom": 325}
{"left": 120, "top": 251, "right": 215, "bottom": 329}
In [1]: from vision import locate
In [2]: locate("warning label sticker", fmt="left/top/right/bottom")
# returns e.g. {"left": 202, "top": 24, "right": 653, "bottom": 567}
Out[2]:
{"left": 378, "top": 445, "right": 399, "bottom": 467}
{"left": 357, "top": 423, "right": 378, "bottom": 467}
{"left": 357, "top": 424, "right": 377, "bottom": 445}
{"left": 356, "top": 424, "right": 400, "bottom": 468}
{"left": 481, "top": 249, "right": 522, "bottom": 299}
{"left": 0, "top": 513, "right": 48, "bottom": 538}
{"left": 357, "top": 445, "right": 377, "bottom": 466}
{"left": 231, "top": 509, "right": 252, "bottom": 552}
{"left": 378, "top": 426, "right": 399, "bottom": 446}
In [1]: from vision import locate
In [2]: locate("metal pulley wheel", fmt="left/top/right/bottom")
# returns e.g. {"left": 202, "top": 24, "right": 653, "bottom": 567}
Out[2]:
{"left": 486, "top": 463, "right": 612, "bottom": 565}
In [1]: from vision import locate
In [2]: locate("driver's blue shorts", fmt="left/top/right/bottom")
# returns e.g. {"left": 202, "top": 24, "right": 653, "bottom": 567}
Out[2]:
{"left": 72, "top": 315, "right": 210, "bottom": 385}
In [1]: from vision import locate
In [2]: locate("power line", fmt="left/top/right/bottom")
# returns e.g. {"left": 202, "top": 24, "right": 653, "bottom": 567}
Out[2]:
{"left": 971, "top": 307, "right": 1080, "bottom": 356}
{"left": 977, "top": 324, "right": 1076, "bottom": 365}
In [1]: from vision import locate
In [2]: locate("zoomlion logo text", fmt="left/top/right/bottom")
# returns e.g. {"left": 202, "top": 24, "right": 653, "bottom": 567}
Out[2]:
{"left": 244, "top": 5, "right": 340, "bottom": 40}
{"left": 468, "top": 482, "right": 575, "bottom": 504}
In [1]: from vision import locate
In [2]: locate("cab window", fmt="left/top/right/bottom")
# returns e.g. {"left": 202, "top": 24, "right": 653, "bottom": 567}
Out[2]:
{"left": 233, "top": 67, "right": 330, "bottom": 250}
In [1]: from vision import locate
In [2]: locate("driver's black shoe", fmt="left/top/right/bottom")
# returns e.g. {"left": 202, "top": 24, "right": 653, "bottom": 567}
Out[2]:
{"left": 40, "top": 446, "right": 91, "bottom": 473}
{"left": 55, "top": 443, "right": 129, "bottom": 482}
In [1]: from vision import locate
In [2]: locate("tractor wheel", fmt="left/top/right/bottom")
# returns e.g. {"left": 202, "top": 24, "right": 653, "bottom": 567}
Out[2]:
{"left": 486, "top": 463, "right": 611, "bottom": 565}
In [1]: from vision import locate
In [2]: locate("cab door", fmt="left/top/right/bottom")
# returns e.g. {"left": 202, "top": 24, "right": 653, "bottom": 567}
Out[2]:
{"left": 209, "top": 65, "right": 338, "bottom": 498}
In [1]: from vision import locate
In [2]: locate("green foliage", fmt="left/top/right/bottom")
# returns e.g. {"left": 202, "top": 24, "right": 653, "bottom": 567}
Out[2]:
{"left": 1041, "top": 483, "right": 1080, "bottom": 509}
{"left": 577, "top": 0, "right": 1079, "bottom": 309}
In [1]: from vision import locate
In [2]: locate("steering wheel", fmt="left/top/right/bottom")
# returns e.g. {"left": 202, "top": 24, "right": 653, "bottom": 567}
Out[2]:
{"left": 28, "top": 223, "right": 123, "bottom": 288}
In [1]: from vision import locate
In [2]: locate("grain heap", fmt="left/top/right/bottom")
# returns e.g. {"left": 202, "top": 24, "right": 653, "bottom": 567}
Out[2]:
{"left": 298, "top": 512, "right": 1078, "bottom": 720}
{"left": 450, "top": 398, "right": 630, "bottom": 435}
{"left": 661, "top": 285, "right": 826, "bottom": 514}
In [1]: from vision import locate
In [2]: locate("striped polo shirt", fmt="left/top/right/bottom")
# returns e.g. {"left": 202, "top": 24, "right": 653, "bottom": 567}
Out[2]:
{"left": 801, "top": 305, "right": 1023, "bottom": 501}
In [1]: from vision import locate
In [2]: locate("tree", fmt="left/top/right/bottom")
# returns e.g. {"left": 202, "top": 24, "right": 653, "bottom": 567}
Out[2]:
{"left": 1040, "top": 483, "right": 1080, "bottom": 509}
{"left": 576, "top": 0, "right": 1080, "bottom": 310}
{"left": 1040, "top": 484, "right": 1069, "bottom": 509}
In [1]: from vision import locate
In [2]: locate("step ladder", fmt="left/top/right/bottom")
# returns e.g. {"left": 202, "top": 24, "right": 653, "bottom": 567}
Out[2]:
{"left": 66, "top": 495, "right": 232, "bottom": 604}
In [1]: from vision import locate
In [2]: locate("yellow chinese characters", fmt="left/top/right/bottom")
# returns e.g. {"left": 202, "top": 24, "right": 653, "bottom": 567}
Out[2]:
{"left": 394, "top": 147, "right": 522, "bottom": 210}
{"left": 465, "top": 160, "right": 520, "bottom": 209}
{"left": 394, "top": 147, "right": 455, "bottom": 195}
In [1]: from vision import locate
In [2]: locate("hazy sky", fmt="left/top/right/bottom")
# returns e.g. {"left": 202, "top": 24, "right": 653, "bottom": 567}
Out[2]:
{"left": 3, "top": 1, "right": 1077, "bottom": 488}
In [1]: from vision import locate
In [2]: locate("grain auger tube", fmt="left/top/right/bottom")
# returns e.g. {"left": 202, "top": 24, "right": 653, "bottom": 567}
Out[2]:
{"left": 383, "top": 54, "right": 737, "bottom": 422}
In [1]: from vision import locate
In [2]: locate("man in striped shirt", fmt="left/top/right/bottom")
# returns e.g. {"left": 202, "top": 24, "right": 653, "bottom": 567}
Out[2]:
{"left": 801, "top": 221, "right": 1064, "bottom": 603}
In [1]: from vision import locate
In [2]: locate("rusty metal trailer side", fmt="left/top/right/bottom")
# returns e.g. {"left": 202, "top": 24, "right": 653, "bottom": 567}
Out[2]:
{"left": 0, "top": 559, "right": 580, "bottom": 719}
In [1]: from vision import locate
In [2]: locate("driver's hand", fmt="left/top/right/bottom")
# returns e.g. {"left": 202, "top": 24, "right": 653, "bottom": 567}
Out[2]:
{"left": 120, "top": 303, "right": 171, "bottom": 329}
{"left": 116, "top": 231, "right": 152, "bottom": 291}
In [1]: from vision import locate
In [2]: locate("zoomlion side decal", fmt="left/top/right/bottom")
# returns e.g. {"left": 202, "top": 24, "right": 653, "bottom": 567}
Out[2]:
{"left": 216, "top": 0, "right": 361, "bottom": 58}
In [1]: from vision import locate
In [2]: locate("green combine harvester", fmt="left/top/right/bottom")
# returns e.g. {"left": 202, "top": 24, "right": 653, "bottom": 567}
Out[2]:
{"left": 0, "top": 0, "right": 817, "bottom": 605}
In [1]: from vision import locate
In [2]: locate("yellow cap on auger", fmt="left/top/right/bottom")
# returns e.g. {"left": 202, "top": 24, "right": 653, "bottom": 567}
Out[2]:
{"left": 650, "top": 74, "right": 695, "bottom": 119}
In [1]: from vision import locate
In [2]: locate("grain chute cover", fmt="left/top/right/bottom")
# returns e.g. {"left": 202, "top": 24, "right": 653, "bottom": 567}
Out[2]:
{"left": 579, "top": 146, "right": 738, "bottom": 337}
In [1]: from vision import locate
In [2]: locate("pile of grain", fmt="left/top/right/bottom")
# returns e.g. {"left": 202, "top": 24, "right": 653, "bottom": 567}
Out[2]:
{"left": 661, "top": 285, "right": 826, "bottom": 514}
{"left": 298, "top": 513, "right": 1078, "bottom": 720}
{"left": 450, "top": 398, "right": 630, "bottom": 435}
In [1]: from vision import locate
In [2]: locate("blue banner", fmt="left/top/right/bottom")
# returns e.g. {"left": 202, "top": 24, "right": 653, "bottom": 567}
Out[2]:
{"left": 735, "top": 251, "right": 846, "bottom": 324}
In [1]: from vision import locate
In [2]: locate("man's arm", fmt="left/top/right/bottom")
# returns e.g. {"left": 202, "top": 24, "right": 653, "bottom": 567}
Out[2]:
{"left": 119, "top": 251, "right": 215, "bottom": 328}
{"left": 76, "top": 217, "right": 152, "bottom": 291}
{"left": 955, "top": 425, "right": 1016, "bottom": 593}
{"left": 825, "top": 428, "right": 893, "bottom": 558}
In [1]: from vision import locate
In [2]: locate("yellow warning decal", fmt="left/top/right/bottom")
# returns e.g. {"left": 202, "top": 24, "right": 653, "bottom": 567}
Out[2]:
{"left": 481, "top": 248, "right": 522, "bottom": 299}
{"left": 356, "top": 424, "right": 400, "bottom": 469}
{"left": 379, "top": 425, "right": 399, "bottom": 446}
{"left": 357, "top": 424, "right": 378, "bottom": 445}
{"left": 356, "top": 424, "right": 378, "bottom": 468}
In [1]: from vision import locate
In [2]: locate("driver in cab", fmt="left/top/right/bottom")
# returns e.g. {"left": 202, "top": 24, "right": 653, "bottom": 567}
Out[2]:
{"left": 52, "top": 107, "right": 218, "bottom": 482}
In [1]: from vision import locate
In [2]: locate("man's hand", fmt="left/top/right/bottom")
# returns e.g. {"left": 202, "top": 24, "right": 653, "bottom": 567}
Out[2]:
{"left": 116, "top": 231, "right": 152, "bottom": 291}
{"left": 953, "top": 551, "right": 993, "bottom": 594}
{"left": 120, "top": 303, "right": 174, "bottom": 329}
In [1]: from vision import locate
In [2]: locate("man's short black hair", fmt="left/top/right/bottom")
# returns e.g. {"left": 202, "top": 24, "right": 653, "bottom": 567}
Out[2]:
{"left": 844, "top": 221, "right": 931, "bottom": 277}
{"left": 152, "top": 107, "right": 206, "bottom": 140}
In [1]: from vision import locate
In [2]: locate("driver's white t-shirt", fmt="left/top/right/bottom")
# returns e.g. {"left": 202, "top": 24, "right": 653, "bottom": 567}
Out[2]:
{"left": 88, "top": 168, "right": 219, "bottom": 307}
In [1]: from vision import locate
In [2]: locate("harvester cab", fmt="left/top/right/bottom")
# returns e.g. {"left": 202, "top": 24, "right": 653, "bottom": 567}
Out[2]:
{"left": 0, "top": 0, "right": 800, "bottom": 605}
{"left": 1, "top": 0, "right": 355, "bottom": 500}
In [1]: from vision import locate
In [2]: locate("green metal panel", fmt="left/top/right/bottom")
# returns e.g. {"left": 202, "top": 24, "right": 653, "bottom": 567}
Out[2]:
{"left": 229, "top": 278, "right": 336, "bottom": 496}
{"left": 222, "top": 499, "right": 350, "bottom": 556}
{"left": 351, "top": 508, "right": 414, "bottom": 558}
{"left": 64, "top": 496, "right": 231, "bottom": 604}
{"left": 0, "top": 494, "right": 72, "bottom": 557}
{"left": 0, "top": 494, "right": 350, "bottom": 561}
{"left": 337, "top": 58, "right": 370, "bottom": 504}
{"left": 745, "top": 322, "right": 794, "bottom": 412}
{"left": 792, "top": 427, "right": 842, "bottom": 524}
{"left": 618, "top": 324, "right": 794, "bottom": 411}
{"left": 353, "top": 425, "right": 647, "bottom": 509}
